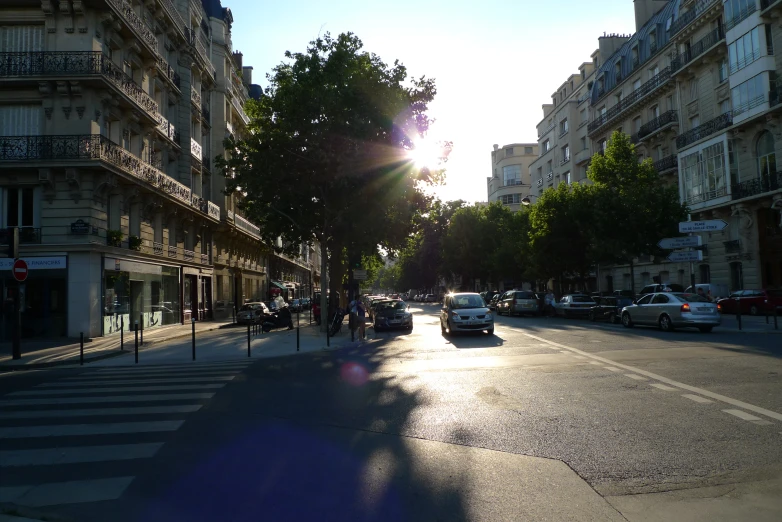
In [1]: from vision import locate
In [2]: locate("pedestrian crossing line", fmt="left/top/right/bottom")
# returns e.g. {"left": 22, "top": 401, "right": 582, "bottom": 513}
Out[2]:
{"left": 0, "top": 420, "right": 184, "bottom": 439}
{"left": 0, "top": 443, "right": 164, "bottom": 467}
{"left": 588, "top": 361, "right": 601, "bottom": 365}
{"left": 650, "top": 383, "right": 678, "bottom": 391}
{"left": 603, "top": 367, "right": 622, "bottom": 372}
{"left": 92, "top": 366, "right": 248, "bottom": 375}
{"left": 0, "top": 405, "right": 202, "bottom": 419}
{"left": 95, "top": 361, "right": 254, "bottom": 371}
{"left": 682, "top": 394, "right": 713, "bottom": 404}
{"left": 0, "top": 392, "right": 215, "bottom": 406}
{"left": 0, "top": 476, "right": 135, "bottom": 507}
{"left": 723, "top": 409, "right": 763, "bottom": 422}
{"left": 624, "top": 374, "right": 647, "bottom": 381}
{"left": 8, "top": 384, "right": 226, "bottom": 397}
{"left": 38, "top": 376, "right": 235, "bottom": 387}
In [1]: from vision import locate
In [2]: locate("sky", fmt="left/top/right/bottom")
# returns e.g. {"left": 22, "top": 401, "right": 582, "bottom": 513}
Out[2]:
{"left": 227, "top": 0, "right": 637, "bottom": 203}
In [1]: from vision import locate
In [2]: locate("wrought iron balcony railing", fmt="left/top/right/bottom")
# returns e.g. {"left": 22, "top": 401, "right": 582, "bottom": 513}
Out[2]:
{"left": 653, "top": 154, "right": 678, "bottom": 173}
{"left": 184, "top": 249, "right": 195, "bottom": 262}
{"left": 536, "top": 179, "right": 543, "bottom": 187}
{"left": 546, "top": 172, "right": 553, "bottom": 182}
{"left": 671, "top": 26, "right": 725, "bottom": 74}
{"left": 668, "top": 0, "right": 719, "bottom": 38}
{"left": 234, "top": 213, "right": 261, "bottom": 238}
{"left": 154, "top": 113, "right": 178, "bottom": 144}
{"left": 0, "top": 52, "right": 157, "bottom": 118}
{"left": 153, "top": 241, "right": 164, "bottom": 255}
{"left": 158, "top": 0, "right": 186, "bottom": 37}
{"left": 0, "top": 227, "right": 41, "bottom": 245}
{"left": 207, "top": 201, "right": 220, "bottom": 220}
{"left": 733, "top": 94, "right": 767, "bottom": 117}
{"left": 638, "top": 110, "right": 678, "bottom": 139}
{"left": 156, "top": 55, "right": 180, "bottom": 90}
{"left": 107, "top": 0, "right": 157, "bottom": 53}
{"left": 726, "top": 3, "right": 757, "bottom": 31}
{"left": 676, "top": 112, "right": 733, "bottom": 149}
{"left": 191, "top": 86, "right": 202, "bottom": 106}
{"left": 185, "top": 28, "right": 216, "bottom": 79}
{"left": 723, "top": 239, "right": 742, "bottom": 254}
{"left": 588, "top": 67, "right": 672, "bottom": 134}
{"left": 731, "top": 171, "right": 782, "bottom": 200}
{"left": 190, "top": 138, "right": 202, "bottom": 160}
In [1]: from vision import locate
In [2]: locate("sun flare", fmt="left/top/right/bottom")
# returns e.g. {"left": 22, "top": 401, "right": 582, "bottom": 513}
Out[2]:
{"left": 408, "top": 137, "right": 442, "bottom": 169}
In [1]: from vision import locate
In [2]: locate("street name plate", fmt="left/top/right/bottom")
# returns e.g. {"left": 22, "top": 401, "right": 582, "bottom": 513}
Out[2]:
{"left": 678, "top": 220, "right": 728, "bottom": 233}
{"left": 657, "top": 236, "right": 703, "bottom": 249}
{"left": 666, "top": 251, "right": 704, "bottom": 262}
{"left": 353, "top": 269, "right": 368, "bottom": 280}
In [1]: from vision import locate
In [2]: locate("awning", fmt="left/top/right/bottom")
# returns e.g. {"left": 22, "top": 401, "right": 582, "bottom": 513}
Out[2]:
{"left": 270, "top": 281, "right": 287, "bottom": 290}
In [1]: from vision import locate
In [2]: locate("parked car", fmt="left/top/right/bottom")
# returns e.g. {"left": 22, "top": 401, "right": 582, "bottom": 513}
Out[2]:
{"left": 369, "top": 298, "right": 396, "bottom": 321}
{"left": 300, "top": 297, "right": 312, "bottom": 310}
{"left": 684, "top": 283, "right": 728, "bottom": 302}
{"left": 373, "top": 300, "right": 413, "bottom": 331}
{"left": 237, "top": 302, "right": 268, "bottom": 324}
{"left": 638, "top": 283, "right": 684, "bottom": 295}
{"left": 554, "top": 294, "right": 595, "bottom": 318}
{"left": 488, "top": 294, "right": 501, "bottom": 311}
{"left": 589, "top": 296, "right": 634, "bottom": 323}
{"left": 288, "top": 299, "right": 303, "bottom": 313}
{"left": 717, "top": 289, "right": 782, "bottom": 315}
{"left": 621, "top": 292, "right": 720, "bottom": 332}
{"left": 497, "top": 290, "right": 539, "bottom": 316}
{"left": 424, "top": 294, "right": 436, "bottom": 302}
{"left": 440, "top": 292, "right": 494, "bottom": 335}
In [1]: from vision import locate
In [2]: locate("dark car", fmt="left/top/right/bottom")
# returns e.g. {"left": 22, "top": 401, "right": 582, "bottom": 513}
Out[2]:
{"left": 638, "top": 283, "right": 684, "bottom": 295}
{"left": 289, "top": 299, "right": 303, "bottom": 313}
{"left": 373, "top": 300, "right": 413, "bottom": 331}
{"left": 589, "top": 296, "right": 634, "bottom": 323}
{"left": 488, "top": 294, "right": 501, "bottom": 310}
{"left": 717, "top": 289, "right": 782, "bottom": 316}
{"left": 300, "top": 297, "right": 312, "bottom": 310}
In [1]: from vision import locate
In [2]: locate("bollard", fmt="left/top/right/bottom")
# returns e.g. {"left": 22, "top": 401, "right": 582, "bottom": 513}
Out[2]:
{"left": 139, "top": 313, "right": 144, "bottom": 345}
{"left": 120, "top": 315, "right": 124, "bottom": 351}
{"left": 232, "top": 306, "right": 236, "bottom": 324}
{"left": 247, "top": 323, "right": 251, "bottom": 357}
{"left": 134, "top": 322, "right": 139, "bottom": 364}
{"left": 80, "top": 332, "right": 84, "bottom": 366}
{"left": 775, "top": 306, "right": 779, "bottom": 331}
{"left": 736, "top": 300, "right": 742, "bottom": 331}
{"left": 297, "top": 325, "right": 300, "bottom": 352}
{"left": 191, "top": 317, "right": 196, "bottom": 361}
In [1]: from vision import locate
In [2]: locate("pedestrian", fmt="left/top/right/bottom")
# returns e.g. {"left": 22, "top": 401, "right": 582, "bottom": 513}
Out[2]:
{"left": 355, "top": 297, "right": 367, "bottom": 339}
{"left": 279, "top": 304, "right": 293, "bottom": 330}
{"left": 544, "top": 291, "right": 555, "bottom": 317}
{"left": 696, "top": 287, "right": 706, "bottom": 299}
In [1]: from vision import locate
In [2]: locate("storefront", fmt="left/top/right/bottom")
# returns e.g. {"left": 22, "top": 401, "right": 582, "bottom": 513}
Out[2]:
{"left": 102, "top": 257, "right": 181, "bottom": 335}
{"left": 183, "top": 266, "right": 213, "bottom": 322}
{"left": 0, "top": 256, "right": 68, "bottom": 341}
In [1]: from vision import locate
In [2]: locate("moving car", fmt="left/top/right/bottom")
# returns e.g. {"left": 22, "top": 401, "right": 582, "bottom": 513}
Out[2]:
{"left": 554, "top": 294, "right": 595, "bottom": 318}
{"left": 369, "top": 298, "right": 396, "bottom": 321}
{"left": 496, "top": 290, "right": 540, "bottom": 316}
{"left": 236, "top": 302, "right": 268, "bottom": 324}
{"left": 373, "top": 300, "right": 413, "bottom": 331}
{"left": 440, "top": 292, "right": 494, "bottom": 335}
{"left": 589, "top": 296, "right": 633, "bottom": 323}
{"left": 488, "top": 294, "right": 501, "bottom": 311}
{"left": 621, "top": 292, "right": 720, "bottom": 332}
{"left": 717, "top": 289, "right": 782, "bottom": 316}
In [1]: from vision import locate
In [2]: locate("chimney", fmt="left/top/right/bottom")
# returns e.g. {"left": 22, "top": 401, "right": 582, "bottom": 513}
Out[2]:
{"left": 634, "top": 0, "right": 668, "bottom": 32}
{"left": 232, "top": 51, "right": 243, "bottom": 69}
{"left": 598, "top": 33, "right": 631, "bottom": 63}
{"left": 493, "top": 144, "right": 499, "bottom": 151}
{"left": 242, "top": 66, "right": 253, "bottom": 85}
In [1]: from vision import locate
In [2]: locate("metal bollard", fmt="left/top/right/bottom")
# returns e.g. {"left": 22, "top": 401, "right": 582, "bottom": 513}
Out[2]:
{"left": 736, "top": 301, "right": 742, "bottom": 331}
{"left": 80, "top": 332, "right": 84, "bottom": 366}
{"left": 134, "top": 322, "right": 139, "bottom": 364}
{"left": 775, "top": 306, "right": 779, "bottom": 330}
{"left": 297, "top": 326, "right": 300, "bottom": 352}
{"left": 139, "top": 314, "right": 144, "bottom": 345}
{"left": 232, "top": 306, "right": 236, "bottom": 324}
{"left": 247, "top": 323, "right": 251, "bottom": 357}
{"left": 120, "top": 315, "right": 124, "bottom": 351}
{"left": 191, "top": 318, "right": 196, "bottom": 361}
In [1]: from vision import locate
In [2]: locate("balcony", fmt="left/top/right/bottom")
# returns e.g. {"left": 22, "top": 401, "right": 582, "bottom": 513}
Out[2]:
{"left": 185, "top": 28, "right": 216, "bottom": 80}
{"left": 670, "top": 26, "right": 725, "bottom": 75}
{"left": 536, "top": 179, "right": 543, "bottom": 187}
{"left": 560, "top": 156, "right": 570, "bottom": 166}
{"left": 668, "top": 0, "right": 720, "bottom": 39}
{"left": 107, "top": 0, "right": 157, "bottom": 55}
{"left": 731, "top": 171, "right": 782, "bottom": 200}
{"left": 201, "top": 103, "right": 210, "bottom": 124}
{"left": 0, "top": 227, "right": 41, "bottom": 246}
{"left": 676, "top": 112, "right": 732, "bottom": 149}
{"left": 158, "top": 0, "right": 186, "bottom": 38}
{"left": 574, "top": 148, "right": 592, "bottom": 165}
{"left": 726, "top": 3, "right": 757, "bottom": 31}
{"left": 154, "top": 113, "right": 178, "bottom": 145}
{"left": 191, "top": 86, "right": 202, "bottom": 107}
{"left": 588, "top": 67, "right": 672, "bottom": 136}
{"left": 156, "top": 55, "right": 180, "bottom": 91}
{"left": 723, "top": 239, "right": 742, "bottom": 254}
{"left": 546, "top": 172, "right": 553, "bottom": 182}
{"left": 733, "top": 94, "right": 767, "bottom": 119}
{"left": 0, "top": 52, "right": 157, "bottom": 121}
{"left": 653, "top": 154, "right": 678, "bottom": 173}
{"left": 184, "top": 249, "right": 195, "bottom": 262}
{"left": 504, "top": 179, "right": 522, "bottom": 187}
{"left": 234, "top": 213, "right": 261, "bottom": 238}
{"left": 638, "top": 110, "right": 678, "bottom": 140}
{"left": 190, "top": 138, "right": 202, "bottom": 161}
{"left": 761, "top": 0, "right": 782, "bottom": 13}
{"left": 229, "top": 91, "right": 250, "bottom": 125}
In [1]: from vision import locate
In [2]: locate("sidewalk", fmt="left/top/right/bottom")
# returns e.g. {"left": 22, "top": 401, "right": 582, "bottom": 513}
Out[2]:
{"left": 0, "top": 319, "right": 235, "bottom": 371}
{"left": 717, "top": 314, "right": 782, "bottom": 334}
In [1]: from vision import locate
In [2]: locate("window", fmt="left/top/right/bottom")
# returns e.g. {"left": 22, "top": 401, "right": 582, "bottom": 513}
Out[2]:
{"left": 615, "top": 91, "right": 623, "bottom": 105}
{"left": 719, "top": 58, "right": 728, "bottom": 83}
{"left": 560, "top": 119, "right": 569, "bottom": 135}
{"left": 633, "top": 78, "right": 641, "bottom": 91}
{"left": 637, "top": 294, "right": 654, "bottom": 305}
{"left": 649, "top": 30, "right": 657, "bottom": 51}
{"left": 690, "top": 115, "right": 700, "bottom": 130}
{"left": 667, "top": 95, "right": 674, "bottom": 111}
{"left": 2, "top": 187, "right": 38, "bottom": 229}
{"left": 725, "top": 0, "right": 755, "bottom": 28}
{"left": 543, "top": 140, "right": 550, "bottom": 152}
{"left": 525, "top": 146, "right": 533, "bottom": 154}
{"left": 580, "top": 109, "right": 587, "bottom": 123}
{"left": 731, "top": 73, "right": 765, "bottom": 116}
{"left": 500, "top": 194, "right": 522, "bottom": 205}
{"left": 689, "top": 79, "right": 699, "bottom": 101}
{"left": 720, "top": 98, "right": 731, "bottom": 115}
{"left": 562, "top": 145, "right": 570, "bottom": 162}
{"left": 581, "top": 69, "right": 586, "bottom": 80}
{"left": 564, "top": 171, "right": 571, "bottom": 184}
{"left": 651, "top": 294, "right": 670, "bottom": 304}
{"left": 730, "top": 261, "right": 744, "bottom": 292}
{"left": 599, "top": 139, "right": 607, "bottom": 152}
{"left": 682, "top": 142, "right": 727, "bottom": 205}
{"left": 505, "top": 147, "right": 514, "bottom": 157}
{"left": 757, "top": 131, "right": 776, "bottom": 183}
{"left": 503, "top": 164, "right": 522, "bottom": 186}
{"left": 581, "top": 136, "right": 587, "bottom": 150}
{"left": 767, "top": 25, "right": 774, "bottom": 55}
{"left": 633, "top": 117, "right": 642, "bottom": 132}
{"left": 631, "top": 46, "right": 639, "bottom": 67}
{"left": 699, "top": 264, "right": 711, "bottom": 284}
{"left": 650, "top": 105, "right": 660, "bottom": 119}
{"left": 649, "top": 64, "right": 659, "bottom": 78}
{"left": 537, "top": 166, "right": 543, "bottom": 180}
{"left": 728, "top": 28, "right": 760, "bottom": 75}
{"left": 599, "top": 105, "right": 606, "bottom": 117}
{"left": 546, "top": 160, "right": 552, "bottom": 174}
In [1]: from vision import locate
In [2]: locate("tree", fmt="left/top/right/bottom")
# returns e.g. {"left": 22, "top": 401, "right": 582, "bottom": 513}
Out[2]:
{"left": 441, "top": 205, "right": 491, "bottom": 290}
{"left": 218, "top": 33, "right": 446, "bottom": 325}
{"left": 587, "top": 132, "right": 688, "bottom": 294}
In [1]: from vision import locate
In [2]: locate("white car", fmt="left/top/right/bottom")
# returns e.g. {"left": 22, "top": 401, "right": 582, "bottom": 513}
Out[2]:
{"left": 440, "top": 292, "right": 494, "bottom": 335}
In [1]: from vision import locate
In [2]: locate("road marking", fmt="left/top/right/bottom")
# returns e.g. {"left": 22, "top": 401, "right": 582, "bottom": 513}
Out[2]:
{"left": 573, "top": 355, "right": 587, "bottom": 359}
{"left": 589, "top": 361, "right": 601, "bottom": 365}
{"left": 723, "top": 409, "right": 763, "bottom": 422}
{"left": 0, "top": 393, "right": 215, "bottom": 406}
{"left": 38, "top": 376, "right": 235, "bottom": 386}
{"left": 94, "top": 361, "right": 252, "bottom": 371}
{"left": 9, "top": 384, "right": 225, "bottom": 396}
{"left": 603, "top": 366, "right": 621, "bottom": 372}
{"left": 753, "top": 420, "right": 774, "bottom": 426}
{"left": 0, "top": 477, "right": 134, "bottom": 507}
{"left": 90, "top": 367, "right": 246, "bottom": 376}
{"left": 0, "top": 420, "right": 183, "bottom": 439}
{"left": 682, "top": 394, "right": 713, "bottom": 404}
{"left": 0, "top": 405, "right": 202, "bottom": 419}
{"left": 522, "top": 332, "right": 782, "bottom": 422}
{"left": 624, "top": 374, "right": 647, "bottom": 381}
{"left": 650, "top": 384, "right": 677, "bottom": 391}
{"left": 62, "top": 372, "right": 237, "bottom": 381}
{"left": 0, "top": 443, "right": 164, "bottom": 467}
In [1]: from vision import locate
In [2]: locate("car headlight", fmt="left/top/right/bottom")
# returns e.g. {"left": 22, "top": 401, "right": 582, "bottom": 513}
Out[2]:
{"left": 451, "top": 311, "right": 460, "bottom": 320}
{"left": 485, "top": 312, "right": 492, "bottom": 319}
{"left": 403, "top": 312, "right": 411, "bottom": 318}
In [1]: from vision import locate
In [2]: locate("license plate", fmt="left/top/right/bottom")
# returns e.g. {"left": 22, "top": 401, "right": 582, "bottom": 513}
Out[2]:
{"left": 389, "top": 320, "right": 400, "bottom": 324}
{"left": 522, "top": 304, "right": 532, "bottom": 308}
{"left": 697, "top": 307, "right": 711, "bottom": 312}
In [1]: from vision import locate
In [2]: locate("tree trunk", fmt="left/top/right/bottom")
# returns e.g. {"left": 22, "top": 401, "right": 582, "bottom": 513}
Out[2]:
{"left": 629, "top": 258, "right": 636, "bottom": 297}
{"left": 320, "top": 228, "right": 328, "bottom": 334}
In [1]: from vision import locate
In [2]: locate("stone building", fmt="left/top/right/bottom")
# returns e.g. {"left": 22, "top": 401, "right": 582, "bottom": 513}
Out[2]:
{"left": 487, "top": 143, "right": 538, "bottom": 211}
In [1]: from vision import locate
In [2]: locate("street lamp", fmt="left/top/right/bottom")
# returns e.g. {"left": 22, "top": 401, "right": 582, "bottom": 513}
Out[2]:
{"left": 520, "top": 194, "right": 539, "bottom": 206}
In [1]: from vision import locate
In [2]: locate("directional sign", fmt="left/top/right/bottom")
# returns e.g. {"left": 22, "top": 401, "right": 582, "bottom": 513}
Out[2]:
{"left": 353, "top": 269, "right": 368, "bottom": 281}
{"left": 678, "top": 220, "right": 728, "bottom": 233}
{"left": 657, "top": 236, "right": 703, "bottom": 250}
{"left": 666, "top": 251, "right": 703, "bottom": 263}
{"left": 12, "top": 259, "right": 28, "bottom": 282}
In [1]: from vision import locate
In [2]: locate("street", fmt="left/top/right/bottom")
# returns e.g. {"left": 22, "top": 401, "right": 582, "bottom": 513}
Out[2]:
{"left": 1, "top": 303, "right": 781, "bottom": 521}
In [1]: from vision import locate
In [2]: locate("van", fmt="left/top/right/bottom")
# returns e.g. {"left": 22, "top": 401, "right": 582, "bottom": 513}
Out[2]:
{"left": 684, "top": 283, "right": 729, "bottom": 302}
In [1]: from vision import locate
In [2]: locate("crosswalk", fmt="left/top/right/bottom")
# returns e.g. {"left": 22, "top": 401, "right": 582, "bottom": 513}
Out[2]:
{"left": 0, "top": 360, "right": 253, "bottom": 508}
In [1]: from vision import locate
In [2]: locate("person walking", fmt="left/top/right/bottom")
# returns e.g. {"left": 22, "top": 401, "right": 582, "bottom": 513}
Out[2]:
{"left": 355, "top": 297, "right": 367, "bottom": 340}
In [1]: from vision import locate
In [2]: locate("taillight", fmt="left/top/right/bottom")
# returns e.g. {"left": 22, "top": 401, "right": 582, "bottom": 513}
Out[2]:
{"left": 717, "top": 303, "right": 722, "bottom": 312}
{"left": 681, "top": 303, "right": 691, "bottom": 313}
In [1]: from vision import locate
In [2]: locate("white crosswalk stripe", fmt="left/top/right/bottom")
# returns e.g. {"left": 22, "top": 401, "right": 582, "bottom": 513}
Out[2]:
{"left": 0, "top": 361, "right": 249, "bottom": 507}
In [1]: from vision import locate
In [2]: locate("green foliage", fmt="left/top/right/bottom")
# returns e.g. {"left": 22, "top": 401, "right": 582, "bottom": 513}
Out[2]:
{"left": 107, "top": 229, "right": 123, "bottom": 248}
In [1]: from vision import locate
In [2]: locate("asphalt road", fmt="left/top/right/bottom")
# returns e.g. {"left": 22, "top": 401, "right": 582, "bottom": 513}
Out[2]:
{"left": 1, "top": 303, "right": 781, "bottom": 521}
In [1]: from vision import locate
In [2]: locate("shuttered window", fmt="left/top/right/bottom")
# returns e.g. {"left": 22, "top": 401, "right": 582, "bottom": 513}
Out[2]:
{"left": 0, "top": 25, "right": 44, "bottom": 52}
{"left": 0, "top": 105, "right": 42, "bottom": 136}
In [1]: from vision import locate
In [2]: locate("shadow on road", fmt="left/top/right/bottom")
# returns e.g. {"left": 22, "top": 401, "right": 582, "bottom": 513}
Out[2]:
{"left": 117, "top": 339, "right": 472, "bottom": 522}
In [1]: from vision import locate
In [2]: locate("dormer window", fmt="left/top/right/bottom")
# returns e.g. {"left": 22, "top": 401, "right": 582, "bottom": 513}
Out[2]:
{"left": 649, "top": 30, "right": 657, "bottom": 52}
{"left": 615, "top": 62, "right": 622, "bottom": 81}
{"left": 632, "top": 46, "right": 639, "bottom": 68}
{"left": 581, "top": 69, "right": 586, "bottom": 80}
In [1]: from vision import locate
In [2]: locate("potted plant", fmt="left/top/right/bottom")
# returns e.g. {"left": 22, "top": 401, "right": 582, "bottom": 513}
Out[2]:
{"left": 128, "top": 235, "right": 142, "bottom": 251}
{"left": 107, "top": 229, "right": 123, "bottom": 247}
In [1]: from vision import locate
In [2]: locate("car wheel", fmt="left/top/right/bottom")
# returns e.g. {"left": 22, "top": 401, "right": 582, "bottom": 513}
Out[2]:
{"left": 749, "top": 304, "right": 759, "bottom": 316}
{"left": 486, "top": 327, "right": 494, "bottom": 335}
{"left": 659, "top": 314, "right": 674, "bottom": 332}
{"left": 622, "top": 312, "right": 633, "bottom": 328}
{"left": 698, "top": 326, "right": 713, "bottom": 333}
{"left": 588, "top": 311, "right": 595, "bottom": 322}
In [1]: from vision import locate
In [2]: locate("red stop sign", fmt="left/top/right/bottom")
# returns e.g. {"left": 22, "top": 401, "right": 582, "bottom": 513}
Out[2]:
{"left": 12, "top": 259, "right": 28, "bottom": 282}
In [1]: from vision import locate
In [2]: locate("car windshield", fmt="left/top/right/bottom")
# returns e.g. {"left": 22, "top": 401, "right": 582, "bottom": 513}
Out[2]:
{"left": 240, "top": 304, "right": 259, "bottom": 311}
{"left": 571, "top": 296, "right": 594, "bottom": 303}
{"left": 514, "top": 292, "right": 535, "bottom": 299}
{"left": 672, "top": 293, "right": 710, "bottom": 303}
{"left": 451, "top": 295, "right": 486, "bottom": 309}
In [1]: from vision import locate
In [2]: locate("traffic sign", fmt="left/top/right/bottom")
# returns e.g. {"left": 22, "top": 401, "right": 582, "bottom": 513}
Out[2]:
{"left": 12, "top": 259, "right": 28, "bottom": 282}
{"left": 353, "top": 269, "right": 367, "bottom": 280}
{"left": 678, "top": 220, "right": 728, "bottom": 233}
{"left": 657, "top": 236, "right": 703, "bottom": 250}
{"left": 666, "top": 251, "right": 703, "bottom": 262}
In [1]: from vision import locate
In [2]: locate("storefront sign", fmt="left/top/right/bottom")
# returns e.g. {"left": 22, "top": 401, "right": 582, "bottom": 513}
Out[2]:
{"left": 0, "top": 256, "right": 67, "bottom": 270}
{"left": 104, "top": 258, "right": 163, "bottom": 275}
{"left": 70, "top": 219, "right": 90, "bottom": 234}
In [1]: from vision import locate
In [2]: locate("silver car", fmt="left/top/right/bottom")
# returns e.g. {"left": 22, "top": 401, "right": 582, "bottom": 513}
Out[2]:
{"left": 621, "top": 292, "right": 720, "bottom": 333}
{"left": 440, "top": 292, "right": 494, "bottom": 335}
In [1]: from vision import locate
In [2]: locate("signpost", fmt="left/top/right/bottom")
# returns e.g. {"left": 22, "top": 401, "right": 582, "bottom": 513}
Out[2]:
{"left": 678, "top": 220, "right": 728, "bottom": 233}
{"left": 657, "top": 236, "right": 702, "bottom": 250}
{"left": 666, "top": 251, "right": 704, "bottom": 262}
{"left": 353, "top": 269, "right": 367, "bottom": 281}
{"left": 11, "top": 258, "right": 27, "bottom": 360}
{"left": 12, "top": 259, "right": 28, "bottom": 282}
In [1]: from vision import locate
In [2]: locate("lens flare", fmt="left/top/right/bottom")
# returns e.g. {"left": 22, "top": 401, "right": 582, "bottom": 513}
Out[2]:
{"left": 340, "top": 361, "right": 369, "bottom": 386}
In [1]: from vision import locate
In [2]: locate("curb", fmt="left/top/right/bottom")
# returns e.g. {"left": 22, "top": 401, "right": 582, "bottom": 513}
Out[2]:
{"left": 0, "top": 349, "right": 129, "bottom": 373}
{"left": 0, "top": 503, "right": 73, "bottom": 522}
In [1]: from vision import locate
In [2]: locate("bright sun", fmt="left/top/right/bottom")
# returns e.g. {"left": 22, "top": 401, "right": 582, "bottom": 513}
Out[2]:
{"left": 409, "top": 137, "right": 442, "bottom": 169}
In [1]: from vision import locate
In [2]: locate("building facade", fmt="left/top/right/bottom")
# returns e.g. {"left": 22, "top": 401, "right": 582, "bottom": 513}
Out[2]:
{"left": 0, "top": 0, "right": 276, "bottom": 340}
{"left": 487, "top": 143, "right": 538, "bottom": 211}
